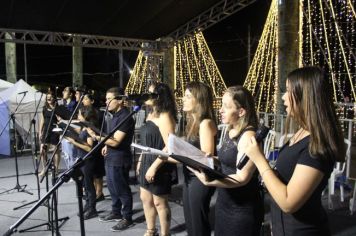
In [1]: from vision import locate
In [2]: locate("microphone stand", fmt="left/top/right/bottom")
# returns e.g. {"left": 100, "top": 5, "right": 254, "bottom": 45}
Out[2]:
{"left": 14, "top": 92, "right": 44, "bottom": 210}
{"left": 0, "top": 93, "right": 33, "bottom": 195}
{"left": 35, "top": 96, "right": 86, "bottom": 234}
{"left": 3, "top": 104, "right": 142, "bottom": 236}
{"left": 17, "top": 96, "right": 63, "bottom": 234}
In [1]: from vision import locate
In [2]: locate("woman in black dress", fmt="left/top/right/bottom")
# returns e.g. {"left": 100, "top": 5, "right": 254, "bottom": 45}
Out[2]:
{"left": 193, "top": 86, "right": 263, "bottom": 236}
{"left": 181, "top": 81, "right": 217, "bottom": 236}
{"left": 245, "top": 67, "right": 345, "bottom": 235}
{"left": 137, "top": 83, "right": 177, "bottom": 236}
{"left": 38, "top": 89, "right": 60, "bottom": 176}
{"left": 82, "top": 93, "right": 105, "bottom": 201}
{"left": 65, "top": 105, "right": 99, "bottom": 220}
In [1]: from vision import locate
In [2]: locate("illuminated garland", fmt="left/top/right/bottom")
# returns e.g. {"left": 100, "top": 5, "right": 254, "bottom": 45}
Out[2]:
{"left": 244, "top": 0, "right": 278, "bottom": 113}
{"left": 244, "top": 0, "right": 355, "bottom": 123}
{"left": 126, "top": 31, "right": 227, "bottom": 113}
{"left": 125, "top": 51, "right": 163, "bottom": 94}
{"left": 301, "top": 0, "right": 356, "bottom": 131}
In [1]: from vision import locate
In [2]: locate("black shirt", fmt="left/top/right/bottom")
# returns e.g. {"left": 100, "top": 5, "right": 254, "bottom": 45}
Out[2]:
{"left": 271, "top": 136, "right": 334, "bottom": 236}
{"left": 105, "top": 107, "right": 135, "bottom": 167}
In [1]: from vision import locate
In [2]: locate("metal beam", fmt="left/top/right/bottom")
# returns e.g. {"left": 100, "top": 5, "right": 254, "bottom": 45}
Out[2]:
{"left": 168, "top": 0, "right": 257, "bottom": 40}
{"left": 0, "top": 28, "right": 160, "bottom": 51}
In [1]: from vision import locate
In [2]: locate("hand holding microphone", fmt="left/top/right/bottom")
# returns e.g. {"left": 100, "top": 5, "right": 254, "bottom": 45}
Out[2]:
{"left": 236, "top": 125, "right": 270, "bottom": 169}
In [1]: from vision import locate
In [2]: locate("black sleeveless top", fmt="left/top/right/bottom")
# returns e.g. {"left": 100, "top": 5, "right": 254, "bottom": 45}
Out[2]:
{"left": 214, "top": 126, "right": 263, "bottom": 236}
{"left": 139, "top": 120, "right": 176, "bottom": 195}
{"left": 217, "top": 127, "right": 261, "bottom": 202}
{"left": 41, "top": 106, "right": 59, "bottom": 144}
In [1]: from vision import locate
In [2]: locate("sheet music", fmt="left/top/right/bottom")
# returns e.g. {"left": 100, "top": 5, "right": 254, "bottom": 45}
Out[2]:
{"left": 131, "top": 143, "right": 170, "bottom": 157}
{"left": 168, "top": 134, "right": 214, "bottom": 169}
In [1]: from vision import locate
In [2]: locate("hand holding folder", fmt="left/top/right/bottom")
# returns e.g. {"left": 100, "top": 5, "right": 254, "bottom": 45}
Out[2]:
{"left": 131, "top": 134, "right": 238, "bottom": 182}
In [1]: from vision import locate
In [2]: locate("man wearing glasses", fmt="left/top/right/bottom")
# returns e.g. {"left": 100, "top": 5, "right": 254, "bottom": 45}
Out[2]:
{"left": 88, "top": 87, "right": 135, "bottom": 231}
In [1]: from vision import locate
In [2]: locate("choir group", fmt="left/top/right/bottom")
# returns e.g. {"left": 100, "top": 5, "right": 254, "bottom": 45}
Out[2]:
{"left": 39, "top": 66, "right": 344, "bottom": 236}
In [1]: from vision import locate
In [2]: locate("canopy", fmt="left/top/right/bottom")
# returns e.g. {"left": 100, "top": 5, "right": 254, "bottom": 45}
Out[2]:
{"left": 0, "top": 79, "right": 45, "bottom": 156}
{"left": 0, "top": 79, "right": 13, "bottom": 92}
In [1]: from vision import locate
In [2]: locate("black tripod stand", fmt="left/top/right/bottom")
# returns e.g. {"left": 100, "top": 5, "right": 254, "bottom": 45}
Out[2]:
{"left": 4, "top": 104, "right": 142, "bottom": 236}
{"left": 18, "top": 156, "right": 69, "bottom": 234}
{"left": 0, "top": 93, "right": 33, "bottom": 196}
{"left": 14, "top": 92, "right": 44, "bottom": 210}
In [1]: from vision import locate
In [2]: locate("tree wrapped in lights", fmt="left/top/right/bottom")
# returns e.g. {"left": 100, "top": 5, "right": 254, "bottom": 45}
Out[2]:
{"left": 244, "top": 0, "right": 355, "bottom": 119}
{"left": 301, "top": 0, "right": 356, "bottom": 131}
{"left": 175, "top": 31, "right": 227, "bottom": 110}
{"left": 244, "top": 0, "right": 278, "bottom": 113}
{"left": 301, "top": 0, "right": 356, "bottom": 104}
{"left": 126, "top": 31, "right": 227, "bottom": 112}
{"left": 125, "top": 51, "right": 163, "bottom": 94}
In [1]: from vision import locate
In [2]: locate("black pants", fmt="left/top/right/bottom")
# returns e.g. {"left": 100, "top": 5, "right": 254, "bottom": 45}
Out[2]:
{"left": 82, "top": 158, "right": 97, "bottom": 210}
{"left": 106, "top": 165, "right": 133, "bottom": 220}
{"left": 183, "top": 175, "right": 215, "bottom": 236}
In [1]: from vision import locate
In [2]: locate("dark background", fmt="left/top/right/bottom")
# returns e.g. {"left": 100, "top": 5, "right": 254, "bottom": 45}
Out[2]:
{"left": 0, "top": 0, "right": 270, "bottom": 91}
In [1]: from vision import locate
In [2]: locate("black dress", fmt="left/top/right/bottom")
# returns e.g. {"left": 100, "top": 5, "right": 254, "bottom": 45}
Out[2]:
{"left": 182, "top": 137, "right": 215, "bottom": 236}
{"left": 139, "top": 120, "right": 176, "bottom": 195}
{"left": 271, "top": 136, "right": 334, "bottom": 236}
{"left": 41, "top": 106, "right": 59, "bottom": 145}
{"left": 215, "top": 130, "right": 263, "bottom": 236}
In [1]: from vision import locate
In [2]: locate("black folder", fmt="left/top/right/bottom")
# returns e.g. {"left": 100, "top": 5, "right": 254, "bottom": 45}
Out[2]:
{"left": 170, "top": 154, "right": 239, "bottom": 183}
{"left": 77, "top": 121, "right": 108, "bottom": 137}
{"left": 54, "top": 105, "right": 72, "bottom": 120}
{"left": 57, "top": 122, "right": 87, "bottom": 145}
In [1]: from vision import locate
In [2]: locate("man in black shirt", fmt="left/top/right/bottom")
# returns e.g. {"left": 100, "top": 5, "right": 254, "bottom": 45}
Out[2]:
{"left": 89, "top": 87, "right": 134, "bottom": 231}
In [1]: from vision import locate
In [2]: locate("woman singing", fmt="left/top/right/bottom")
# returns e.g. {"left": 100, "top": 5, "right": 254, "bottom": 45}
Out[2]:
{"left": 181, "top": 81, "right": 217, "bottom": 236}
{"left": 192, "top": 86, "right": 263, "bottom": 236}
{"left": 245, "top": 67, "right": 345, "bottom": 235}
{"left": 38, "top": 89, "right": 60, "bottom": 176}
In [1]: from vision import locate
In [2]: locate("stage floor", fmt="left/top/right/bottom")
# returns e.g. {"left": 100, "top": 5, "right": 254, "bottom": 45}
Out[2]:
{"left": 0, "top": 155, "right": 355, "bottom": 236}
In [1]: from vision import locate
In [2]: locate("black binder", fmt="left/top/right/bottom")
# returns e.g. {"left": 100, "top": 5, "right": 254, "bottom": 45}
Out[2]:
{"left": 170, "top": 154, "right": 239, "bottom": 183}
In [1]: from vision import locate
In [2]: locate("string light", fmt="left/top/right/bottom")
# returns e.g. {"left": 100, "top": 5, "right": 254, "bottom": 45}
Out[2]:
{"left": 301, "top": 0, "right": 355, "bottom": 133}
{"left": 125, "top": 31, "right": 227, "bottom": 118}
{"left": 244, "top": 0, "right": 278, "bottom": 114}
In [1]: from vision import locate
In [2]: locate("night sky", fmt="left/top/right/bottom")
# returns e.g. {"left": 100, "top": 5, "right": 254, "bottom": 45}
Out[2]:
{"left": 0, "top": 0, "right": 270, "bottom": 92}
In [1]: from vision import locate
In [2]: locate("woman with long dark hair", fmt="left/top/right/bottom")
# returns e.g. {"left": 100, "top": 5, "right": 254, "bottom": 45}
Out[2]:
{"left": 136, "top": 82, "right": 177, "bottom": 236}
{"left": 245, "top": 67, "right": 345, "bottom": 235}
{"left": 38, "top": 89, "right": 60, "bottom": 176}
{"left": 181, "top": 81, "right": 217, "bottom": 236}
{"left": 65, "top": 105, "right": 100, "bottom": 220}
{"left": 82, "top": 93, "right": 105, "bottom": 201}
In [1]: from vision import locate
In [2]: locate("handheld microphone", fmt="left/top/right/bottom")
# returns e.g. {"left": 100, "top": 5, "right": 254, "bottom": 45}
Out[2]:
{"left": 236, "top": 125, "right": 270, "bottom": 169}
{"left": 18, "top": 91, "right": 28, "bottom": 95}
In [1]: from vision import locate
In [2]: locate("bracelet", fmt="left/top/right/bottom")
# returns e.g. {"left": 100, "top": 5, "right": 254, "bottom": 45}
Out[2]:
{"left": 261, "top": 168, "right": 273, "bottom": 178}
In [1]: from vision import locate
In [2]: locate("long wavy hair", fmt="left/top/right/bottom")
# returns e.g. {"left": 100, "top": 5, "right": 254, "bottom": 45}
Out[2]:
{"left": 45, "top": 88, "right": 57, "bottom": 109}
{"left": 185, "top": 81, "right": 216, "bottom": 140}
{"left": 152, "top": 83, "right": 177, "bottom": 122}
{"left": 225, "top": 86, "right": 258, "bottom": 136}
{"left": 79, "top": 105, "right": 99, "bottom": 127}
{"left": 286, "top": 66, "right": 345, "bottom": 162}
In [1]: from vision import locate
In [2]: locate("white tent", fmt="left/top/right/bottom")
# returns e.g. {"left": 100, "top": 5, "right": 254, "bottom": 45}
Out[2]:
{"left": 0, "top": 79, "right": 45, "bottom": 156}
{"left": 0, "top": 79, "right": 13, "bottom": 92}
